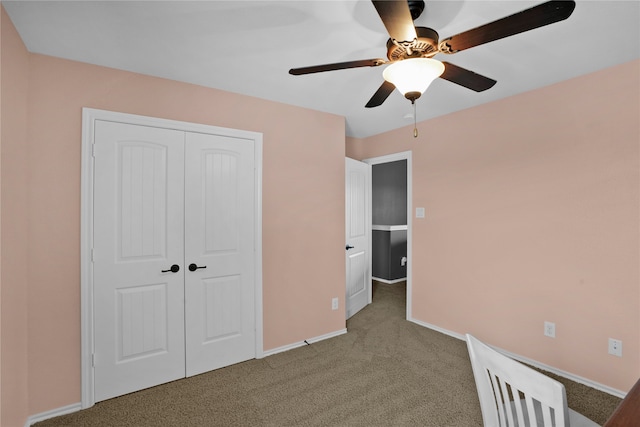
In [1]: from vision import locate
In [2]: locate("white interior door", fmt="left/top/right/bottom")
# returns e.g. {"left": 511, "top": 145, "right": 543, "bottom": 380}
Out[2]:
{"left": 93, "top": 120, "right": 186, "bottom": 402}
{"left": 345, "top": 157, "right": 371, "bottom": 319}
{"left": 92, "top": 118, "right": 258, "bottom": 401}
{"left": 184, "top": 132, "right": 256, "bottom": 377}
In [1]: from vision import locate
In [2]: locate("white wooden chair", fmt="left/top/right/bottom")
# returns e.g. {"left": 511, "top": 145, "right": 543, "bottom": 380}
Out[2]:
{"left": 466, "top": 334, "right": 600, "bottom": 427}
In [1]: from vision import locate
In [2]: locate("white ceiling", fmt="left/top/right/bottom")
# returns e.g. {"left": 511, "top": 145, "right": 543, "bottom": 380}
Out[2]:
{"left": 4, "top": 1, "right": 639, "bottom": 138}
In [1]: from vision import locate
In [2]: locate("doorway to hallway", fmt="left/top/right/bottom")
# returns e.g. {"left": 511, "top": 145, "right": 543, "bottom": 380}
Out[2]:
{"left": 364, "top": 152, "right": 412, "bottom": 319}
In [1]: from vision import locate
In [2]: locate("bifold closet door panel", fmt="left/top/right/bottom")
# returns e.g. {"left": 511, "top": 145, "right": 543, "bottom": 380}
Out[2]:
{"left": 92, "top": 120, "right": 186, "bottom": 402}
{"left": 183, "top": 132, "right": 256, "bottom": 377}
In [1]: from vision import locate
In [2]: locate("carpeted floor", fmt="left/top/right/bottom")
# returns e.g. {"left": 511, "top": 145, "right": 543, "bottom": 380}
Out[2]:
{"left": 35, "top": 281, "right": 621, "bottom": 426}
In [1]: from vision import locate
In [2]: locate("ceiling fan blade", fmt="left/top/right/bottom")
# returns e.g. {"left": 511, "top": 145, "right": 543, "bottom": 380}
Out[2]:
{"left": 372, "top": 0, "right": 417, "bottom": 43}
{"left": 439, "top": 0, "right": 576, "bottom": 53}
{"left": 289, "top": 59, "right": 385, "bottom": 75}
{"left": 440, "top": 62, "right": 497, "bottom": 92}
{"left": 365, "top": 81, "right": 396, "bottom": 108}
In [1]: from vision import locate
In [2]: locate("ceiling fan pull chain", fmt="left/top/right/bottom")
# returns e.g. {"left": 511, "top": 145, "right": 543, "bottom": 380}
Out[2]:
{"left": 413, "top": 101, "right": 418, "bottom": 138}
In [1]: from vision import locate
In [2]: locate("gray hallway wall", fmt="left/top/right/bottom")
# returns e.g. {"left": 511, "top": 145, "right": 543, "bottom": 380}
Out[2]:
{"left": 372, "top": 160, "right": 407, "bottom": 281}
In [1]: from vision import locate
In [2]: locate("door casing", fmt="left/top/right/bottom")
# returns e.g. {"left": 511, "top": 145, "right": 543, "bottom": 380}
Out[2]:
{"left": 363, "top": 151, "right": 412, "bottom": 320}
{"left": 80, "top": 108, "right": 264, "bottom": 408}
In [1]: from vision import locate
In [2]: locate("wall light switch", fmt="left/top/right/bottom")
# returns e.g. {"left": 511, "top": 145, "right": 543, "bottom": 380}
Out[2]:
{"left": 416, "top": 207, "right": 425, "bottom": 218}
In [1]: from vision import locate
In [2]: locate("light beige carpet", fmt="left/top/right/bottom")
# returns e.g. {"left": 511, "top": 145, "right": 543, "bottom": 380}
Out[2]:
{"left": 35, "top": 281, "right": 620, "bottom": 426}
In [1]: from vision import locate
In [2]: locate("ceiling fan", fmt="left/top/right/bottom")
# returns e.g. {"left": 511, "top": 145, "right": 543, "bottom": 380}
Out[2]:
{"left": 289, "top": 0, "right": 576, "bottom": 108}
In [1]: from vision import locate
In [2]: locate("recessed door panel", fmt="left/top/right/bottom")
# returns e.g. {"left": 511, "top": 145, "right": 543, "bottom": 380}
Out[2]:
{"left": 118, "top": 143, "right": 168, "bottom": 260}
{"left": 117, "top": 283, "right": 169, "bottom": 360}
{"left": 203, "top": 151, "right": 240, "bottom": 254}
{"left": 348, "top": 170, "right": 367, "bottom": 240}
{"left": 202, "top": 275, "right": 242, "bottom": 342}
{"left": 347, "top": 251, "right": 367, "bottom": 298}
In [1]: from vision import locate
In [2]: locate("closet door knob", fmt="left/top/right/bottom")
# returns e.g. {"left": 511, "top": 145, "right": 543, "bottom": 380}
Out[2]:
{"left": 188, "top": 263, "right": 207, "bottom": 272}
{"left": 346, "top": 245, "right": 354, "bottom": 250}
{"left": 161, "top": 264, "right": 180, "bottom": 273}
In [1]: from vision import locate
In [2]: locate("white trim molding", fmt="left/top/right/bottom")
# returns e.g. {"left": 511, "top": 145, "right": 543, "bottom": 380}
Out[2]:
{"left": 372, "top": 277, "right": 407, "bottom": 284}
{"left": 26, "top": 403, "right": 82, "bottom": 427}
{"left": 372, "top": 224, "right": 408, "bottom": 231}
{"left": 262, "top": 329, "right": 348, "bottom": 358}
{"left": 409, "top": 318, "right": 627, "bottom": 399}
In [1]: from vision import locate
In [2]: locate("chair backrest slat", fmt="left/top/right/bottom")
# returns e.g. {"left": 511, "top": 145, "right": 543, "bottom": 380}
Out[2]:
{"left": 523, "top": 393, "right": 539, "bottom": 426}
{"left": 541, "top": 403, "right": 554, "bottom": 426}
{"left": 514, "top": 387, "right": 529, "bottom": 426}
{"left": 489, "top": 373, "right": 507, "bottom": 425}
{"left": 466, "top": 334, "right": 570, "bottom": 427}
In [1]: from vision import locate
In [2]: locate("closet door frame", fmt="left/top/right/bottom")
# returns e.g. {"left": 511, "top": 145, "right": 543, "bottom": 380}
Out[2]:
{"left": 80, "top": 108, "right": 264, "bottom": 409}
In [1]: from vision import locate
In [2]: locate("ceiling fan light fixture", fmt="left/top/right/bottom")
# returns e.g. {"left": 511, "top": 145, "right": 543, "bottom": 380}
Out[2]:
{"left": 383, "top": 58, "right": 445, "bottom": 102}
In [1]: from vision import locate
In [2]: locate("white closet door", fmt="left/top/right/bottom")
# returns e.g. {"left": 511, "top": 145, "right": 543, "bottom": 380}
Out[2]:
{"left": 93, "top": 120, "right": 186, "bottom": 402}
{"left": 184, "top": 132, "right": 256, "bottom": 377}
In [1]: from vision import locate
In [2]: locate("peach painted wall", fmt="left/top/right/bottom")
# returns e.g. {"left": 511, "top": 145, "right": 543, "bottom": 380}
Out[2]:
{"left": 3, "top": 8, "right": 347, "bottom": 420}
{"left": 347, "top": 59, "right": 640, "bottom": 393}
{"left": 1, "top": 6, "right": 31, "bottom": 427}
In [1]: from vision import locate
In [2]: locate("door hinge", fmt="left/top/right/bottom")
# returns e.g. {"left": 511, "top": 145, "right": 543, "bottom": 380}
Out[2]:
{"left": 91, "top": 353, "right": 95, "bottom": 367}
{"left": 91, "top": 248, "right": 95, "bottom": 262}
{"left": 91, "top": 143, "right": 96, "bottom": 158}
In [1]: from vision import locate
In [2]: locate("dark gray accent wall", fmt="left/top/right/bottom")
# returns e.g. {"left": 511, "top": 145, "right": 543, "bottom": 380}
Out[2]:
{"left": 372, "top": 159, "right": 408, "bottom": 281}
{"left": 389, "top": 229, "right": 407, "bottom": 279}
{"left": 372, "top": 160, "right": 407, "bottom": 225}
{"left": 373, "top": 229, "right": 408, "bottom": 280}
{"left": 372, "top": 230, "right": 389, "bottom": 279}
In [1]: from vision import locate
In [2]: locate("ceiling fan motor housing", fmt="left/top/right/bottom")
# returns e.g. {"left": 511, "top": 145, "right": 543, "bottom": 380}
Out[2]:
{"left": 386, "top": 27, "right": 439, "bottom": 61}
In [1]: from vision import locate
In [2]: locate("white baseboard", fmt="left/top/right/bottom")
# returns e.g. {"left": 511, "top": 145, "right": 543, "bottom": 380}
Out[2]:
{"left": 498, "top": 347, "right": 626, "bottom": 398}
{"left": 26, "top": 402, "right": 82, "bottom": 426}
{"left": 262, "top": 328, "right": 348, "bottom": 357}
{"left": 408, "top": 317, "right": 627, "bottom": 399}
{"left": 409, "top": 318, "right": 466, "bottom": 340}
{"left": 372, "top": 277, "right": 407, "bottom": 284}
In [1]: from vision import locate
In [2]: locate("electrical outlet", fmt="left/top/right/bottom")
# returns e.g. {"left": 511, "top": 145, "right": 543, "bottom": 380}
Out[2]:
{"left": 544, "top": 321, "right": 556, "bottom": 338}
{"left": 608, "top": 338, "right": 622, "bottom": 357}
{"left": 332, "top": 297, "right": 339, "bottom": 311}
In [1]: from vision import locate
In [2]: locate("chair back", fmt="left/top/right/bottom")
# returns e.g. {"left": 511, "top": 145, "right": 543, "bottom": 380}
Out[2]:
{"left": 466, "top": 334, "right": 571, "bottom": 427}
